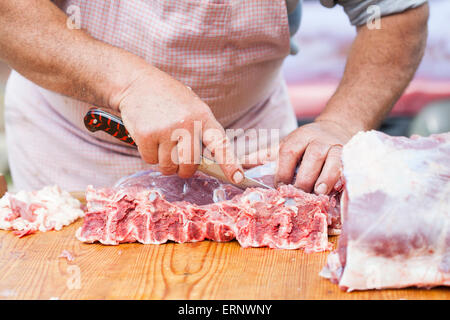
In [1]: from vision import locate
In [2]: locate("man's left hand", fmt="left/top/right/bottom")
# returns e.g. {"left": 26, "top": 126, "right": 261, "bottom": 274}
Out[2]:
{"left": 275, "top": 120, "right": 354, "bottom": 195}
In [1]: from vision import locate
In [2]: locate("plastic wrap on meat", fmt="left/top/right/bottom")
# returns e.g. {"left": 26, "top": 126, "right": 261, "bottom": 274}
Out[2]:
{"left": 114, "top": 170, "right": 242, "bottom": 205}
{"left": 77, "top": 165, "right": 336, "bottom": 252}
{"left": 321, "top": 131, "right": 450, "bottom": 291}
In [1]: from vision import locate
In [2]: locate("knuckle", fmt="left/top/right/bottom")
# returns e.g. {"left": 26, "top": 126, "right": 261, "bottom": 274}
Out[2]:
{"left": 140, "top": 152, "right": 158, "bottom": 164}
{"left": 178, "top": 172, "right": 193, "bottom": 179}
{"left": 326, "top": 166, "right": 342, "bottom": 179}
{"left": 278, "top": 143, "right": 297, "bottom": 157}
{"left": 328, "top": 146, "right": 343, "bottom": 158}
{"left": 307, "top": 150, "right": 323, "bottom": 160}
{"left": 275, "top": 168, "right": 293, "bottom": 184}
{"left": 296, "top": 173, "right": 315, "bottom": 187}
{"left": 327, "top": 158, "right": 343, "bottom": 172}
{"left": 177, "top": 165, "right": 197, "bottom": 179}
{"left": 319, "top": 166, "right": 342, "bottom": 189}
{"left": 207, "top": 135, "right": 228, "bottom": 149}
{"left": 295, "top": 179, "right": 314, "bottom": 192}
{"left": 159, "top": 164, "right": 178, "bottom": 175}
{"left": 145, "top": 157, "right": 158, "bottom": 165}
{"left": 318, "top": 172, "right": 337, "bottom": 186}
{"left": 307, "top": 141, "right": 327, "bottom": 159}
{"left": 325, "top": 155, "right": 343, "bottom": 171}
{"left": 276, "top": 176, "right": 292, "bottom": 185}
{"left": 309, "top": 139, "right": 323, "bottom": 148}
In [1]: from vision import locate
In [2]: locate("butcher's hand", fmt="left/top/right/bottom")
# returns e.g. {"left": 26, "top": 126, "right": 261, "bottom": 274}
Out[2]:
{"left": 275, "top": 120, "right": 353, "bottom": 195}
{"left": 275, "top": 3, "right": 429, "bottom": 194}
{"left": 117, "top": 70, "right": 244, "bottom": 183}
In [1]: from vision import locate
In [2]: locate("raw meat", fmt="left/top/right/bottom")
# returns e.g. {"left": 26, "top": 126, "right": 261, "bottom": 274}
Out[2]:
{"left": 0, "top": 185, "right": 84, "bottom": 237}
{"left": 241, "top": 162, "right": 342, "bottom": 234}
{"left": 115, "top": 163, "right": 342, "bottom": 234}
{"left": 76, "top": 178, "right": 334, "bottom": 252}
{"left": 321, "top": 131, "right": 450, "bottom": 291}
{"left": 114, "top": 170, "right": 243, "bottom": 205}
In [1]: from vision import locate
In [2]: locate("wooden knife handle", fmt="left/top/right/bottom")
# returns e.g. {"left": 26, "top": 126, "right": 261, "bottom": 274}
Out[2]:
{"left": 84, "top": 108, "right": 136, "bottom": 146}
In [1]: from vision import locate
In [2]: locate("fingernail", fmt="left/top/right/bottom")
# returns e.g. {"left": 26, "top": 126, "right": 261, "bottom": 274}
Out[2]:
{"left": 315, "top": 183, "right": 328, "bottom": 195}
{"left": 232, "top": 171, "right": 244, "bottom": 184}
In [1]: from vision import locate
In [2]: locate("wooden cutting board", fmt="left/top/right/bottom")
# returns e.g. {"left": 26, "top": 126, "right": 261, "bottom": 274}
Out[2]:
{"left": 0, "top": 174, "right": 6, "bottom": 198}
{"left": 0, "top": 193, "right": 448, "bottom": 300}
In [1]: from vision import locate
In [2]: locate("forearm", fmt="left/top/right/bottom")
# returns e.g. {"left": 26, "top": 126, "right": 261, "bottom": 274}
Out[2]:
{"left": 317, "top": 4, "right": 429, "bottom": 134}
{"left": 0, "top": 0, "right": 151, "bottom": 110}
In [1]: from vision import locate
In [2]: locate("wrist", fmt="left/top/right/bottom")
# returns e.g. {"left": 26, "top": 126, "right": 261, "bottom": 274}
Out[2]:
{"left": 315, "top": 113, "right": 368, "bottom": 137}
{"left": 315, "top": 96, "right": 377, "bottom": 136}
{"left": 105, "top": 53, "right": 154, "bottom": 112}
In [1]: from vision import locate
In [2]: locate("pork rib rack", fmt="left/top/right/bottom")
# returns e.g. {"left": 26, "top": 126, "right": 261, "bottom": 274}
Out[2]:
{"left": 321, "top": 131, "right": 450, "bottom": 291}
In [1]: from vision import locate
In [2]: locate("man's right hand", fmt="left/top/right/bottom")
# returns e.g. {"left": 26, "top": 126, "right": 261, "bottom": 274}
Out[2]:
{"left": 117, "top": 69, "right": 244, "bottom": 183}
{"left": 0, "top": 0, "right": 243, "bottom": 183}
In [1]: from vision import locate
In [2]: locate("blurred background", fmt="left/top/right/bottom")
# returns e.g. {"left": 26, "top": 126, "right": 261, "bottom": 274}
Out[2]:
{"left": 0, "top": 0, "right": 449, "bottom": 188}
{"left": 284, "top": 0, "right": 450, "bottom": 135}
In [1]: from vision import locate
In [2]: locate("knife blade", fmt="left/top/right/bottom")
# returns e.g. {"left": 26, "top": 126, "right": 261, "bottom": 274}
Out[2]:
{"left": 198, "top": 156, "right": 274, "bottom": 190}
{"left": 84, "top": 108, "right": 274, "bottom": 190}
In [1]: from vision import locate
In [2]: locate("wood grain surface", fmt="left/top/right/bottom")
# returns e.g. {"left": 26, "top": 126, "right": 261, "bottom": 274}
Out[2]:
{"left": 0, "top": 174, "right": 6, "bottom": 198}
{"left": 0, "top": 220, "right": 448, "bottom": 300}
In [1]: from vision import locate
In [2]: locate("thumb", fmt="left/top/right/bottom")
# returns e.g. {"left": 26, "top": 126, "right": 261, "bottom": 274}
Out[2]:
{"left": 202, "top": 118, "right": 244, "bottom": 184}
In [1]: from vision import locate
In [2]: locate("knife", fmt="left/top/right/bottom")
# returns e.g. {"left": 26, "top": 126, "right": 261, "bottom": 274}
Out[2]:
{"left": 84, "top": 108, "right": 274, "bottom": 190}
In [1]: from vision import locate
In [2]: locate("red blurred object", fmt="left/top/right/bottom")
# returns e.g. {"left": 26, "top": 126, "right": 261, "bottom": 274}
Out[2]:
{"left": 288, "top": 79, "right": 450, "bottom": 119}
